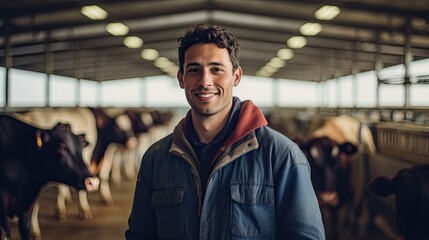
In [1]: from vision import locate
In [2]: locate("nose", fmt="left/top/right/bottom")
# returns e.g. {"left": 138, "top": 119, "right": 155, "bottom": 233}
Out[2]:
{"left": 198, "top": 68, "right": 213, "bottom": 88}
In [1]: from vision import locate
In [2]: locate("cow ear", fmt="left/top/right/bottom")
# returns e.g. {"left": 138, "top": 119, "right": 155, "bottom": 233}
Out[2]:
{"left": 367, "top": 176, "right": 394, "bottom": 197}
{"left": 340, "top": 142, "right": 358, "bottom": 155}
{"left": 35, "top": 130, "right": 49, "bottom": 149}
{"left": 78, "top": 134, "right": 89, "bottom": 148}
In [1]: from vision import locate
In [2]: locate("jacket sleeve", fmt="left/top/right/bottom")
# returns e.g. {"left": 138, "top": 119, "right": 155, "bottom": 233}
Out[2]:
{"left": 274, "top": 144, "right": 325, "bottom": 239}
{"left": 125, "top": 150, "right": 159, "bottom": 240}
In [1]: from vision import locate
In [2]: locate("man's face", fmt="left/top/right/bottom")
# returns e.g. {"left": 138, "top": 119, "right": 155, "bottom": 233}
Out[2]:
{"left": 177, "top": 43, "right": 242, "bottom": 117}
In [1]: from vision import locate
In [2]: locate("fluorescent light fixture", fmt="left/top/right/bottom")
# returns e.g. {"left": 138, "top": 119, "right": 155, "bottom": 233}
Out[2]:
{"left": 123, "top": 36, "right": 143, "bottom": 49}
{"left": 106, "top": 22, "right": 129, "bottom": 36}
{"left": 315, "top": 5, "right": 340, "bottom": 20}
{"left": 141, "top": 49, "right": 159, "bottom": 60}
{"left": 277, "top": 48, "right": 294, "bottom": 60}
{"left": 81, "top": 5, "right": 108, "bottom": 20}
{"left": 300, "top": 23, "right": 322, "bottom": 36}
{"left": 287, "top": 36, "right": 307, "bottom": 49}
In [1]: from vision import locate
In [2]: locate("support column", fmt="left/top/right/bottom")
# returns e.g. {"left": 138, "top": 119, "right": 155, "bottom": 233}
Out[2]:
{"left": 352, "top": 41, "right": 360, "bottom": 109}
{"left": 74, "top": 47, "right": 82, "bottom": 107}
{"left": 374, "top": 31, "right": 383, "bottom": 108}
{"left": 403, "top": 17, "right": 413, "bottom": 108}
{"left": 44, "top": 31, "right": 53, "bottom": 107}
{"left": 4, "top": 18, "right": 12, "bottom": 109}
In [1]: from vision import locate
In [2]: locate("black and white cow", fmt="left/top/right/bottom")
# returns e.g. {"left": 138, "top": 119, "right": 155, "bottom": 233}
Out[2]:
{"left": 367, "top": 164, "right": 429, "bottom": 240}
{"left": 14, "top": 107, "right": 131, "bottom": 221}
{"left": 0, "top": 114, "right": 99, "bottom": 240}
{"left": 293, "top": 114, "right": 377, "bottom": 239}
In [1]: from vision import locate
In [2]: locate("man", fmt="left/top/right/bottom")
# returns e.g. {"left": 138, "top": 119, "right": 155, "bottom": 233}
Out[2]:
{"left": 125, "top": 23, "right": 325, "bottom": 240}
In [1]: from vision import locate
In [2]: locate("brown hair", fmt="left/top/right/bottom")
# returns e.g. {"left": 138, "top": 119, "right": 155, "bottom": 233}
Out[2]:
{"left": 177, "top": 23, "right": 240, "bottom": 74}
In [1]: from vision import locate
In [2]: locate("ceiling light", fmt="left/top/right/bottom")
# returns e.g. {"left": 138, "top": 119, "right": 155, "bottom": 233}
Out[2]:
{"left": 81, "top": 5, "right": 108, "bottom": 20}
{"left": 141, "top": 49, "right": 159, "bottom": 60}
{"left": 123, "top": 36, "right": 143, "bottom": 49}
{"left": 315, "top": 5, "right": 340, "bottom": 20}
{"left": 287, "top": 36, "right": 307, "bottom": 49}
{"left": 277, "top": 48, "right": 294, "bottom": 60}
{"left": 256, "top": 69, "right": 273, "bottom": 77}
{"left": 268, "top": 57, "right": 286, "bottom": 68}
{"left": 300, "top": 23, "right": 322, "bottom": 36}
{"left": 261, "top": 65, "right": 277, "bottom": 73}
{"left": 154, "top": 57, "right": 171, "bottom": 68}
{"left": 106, "top": 23, "right": 129, "bottom": 36}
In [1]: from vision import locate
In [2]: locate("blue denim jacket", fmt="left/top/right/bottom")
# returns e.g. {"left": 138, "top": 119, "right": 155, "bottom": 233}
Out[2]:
{"left": 125, "top": 99, "right": 325, "bottom": 240}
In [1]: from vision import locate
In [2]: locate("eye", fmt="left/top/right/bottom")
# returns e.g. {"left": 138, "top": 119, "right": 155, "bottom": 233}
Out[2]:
{"left": 211, "top": 67, "right": 224, "bottom": 73}
{"left": 187, "top": 68, "right": 199, "bottom": 73}
{"left": 58, "top": 143, "right": 68, "bottom": 153}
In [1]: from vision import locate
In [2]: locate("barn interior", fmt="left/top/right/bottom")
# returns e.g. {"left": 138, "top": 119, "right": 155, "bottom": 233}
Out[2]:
{"left": 1, "top": 0, "right": 429, "bottom": 239}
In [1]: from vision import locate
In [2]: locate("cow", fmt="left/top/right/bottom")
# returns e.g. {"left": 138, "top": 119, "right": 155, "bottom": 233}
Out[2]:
{"left": 367, "top": 164, "right": 429, "bottom": 240}
{"left": 0, "top": 114, "right": 99, "bottom": 240}
{"left": 102, "top": 108, "right": 174, "bottom": 185}
{"left": 14, "top": 107, "right": 132, "bottom": 223}
{"left": 293, "top": 114, "right": 377, "bottom": 239}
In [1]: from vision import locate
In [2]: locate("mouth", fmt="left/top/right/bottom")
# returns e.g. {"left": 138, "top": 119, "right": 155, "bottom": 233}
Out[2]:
{"left": 194, "top": 92, "right": 217, "bottom": 101}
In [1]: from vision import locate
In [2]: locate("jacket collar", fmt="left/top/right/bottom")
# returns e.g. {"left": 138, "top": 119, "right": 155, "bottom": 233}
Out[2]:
{"left": 183, "top": 97, "right": 267, "bottom": 149}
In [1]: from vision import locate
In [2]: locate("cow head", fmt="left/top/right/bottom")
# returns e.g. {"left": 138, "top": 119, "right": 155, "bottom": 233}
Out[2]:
{"left": 368, "top": 164, "right": 429, "bottom": 240}
{"left": 150, "top": 110, "right": 173, "bottom": 125}
{"left": 294, "top": 136, "right": 358, "bottom": 208}
{"left": 39, "top": 122, "right": 99, "bottom": 192}
{"left": 124, "top": 110, "right": 153, "bottom": 134}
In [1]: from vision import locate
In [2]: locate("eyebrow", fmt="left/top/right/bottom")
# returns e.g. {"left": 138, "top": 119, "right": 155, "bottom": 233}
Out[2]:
{"left": 185, "top": 62, "right": 225, "bottom": 69}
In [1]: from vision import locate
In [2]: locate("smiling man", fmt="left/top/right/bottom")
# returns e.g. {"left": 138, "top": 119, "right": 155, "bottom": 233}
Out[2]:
{"left": 125, "top": 23, "right": 325, "bottom": 240}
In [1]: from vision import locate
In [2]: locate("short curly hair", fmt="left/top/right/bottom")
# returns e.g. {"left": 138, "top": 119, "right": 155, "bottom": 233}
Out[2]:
{"left": 177, "top": 23, "right": 240, "bottom": 74}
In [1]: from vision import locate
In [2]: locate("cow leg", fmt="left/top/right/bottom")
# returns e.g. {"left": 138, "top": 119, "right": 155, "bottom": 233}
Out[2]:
{"left": 123, "top": 148, "right": 137, "bottom": 180}
{"left": 30, "top": 201, "right": 42, "bottom": 239}
{"left": 77, "top": 190, "right": 93, "bottom": 220}
{"left": 18, "top": 209, "right": 33, "bottom": 240}
{"left": 56, "top": 184, "right": 72, "bottom": 221}
{"left": 110, "top": 147, "right": 123, "bottom": 185}
{"left": 99, "top": 144, "right": 116, "bottom": 205}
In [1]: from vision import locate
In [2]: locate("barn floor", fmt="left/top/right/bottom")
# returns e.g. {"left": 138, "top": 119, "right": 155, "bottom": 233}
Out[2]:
{"left": 9, "top": 176, "right": 136, "bottom": 240}
{"left": 9, "top": 176, "right": 393, "bottom": 240}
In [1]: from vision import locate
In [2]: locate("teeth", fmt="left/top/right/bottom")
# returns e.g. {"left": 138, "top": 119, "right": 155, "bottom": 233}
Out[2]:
{"left": 198, "top": 93, "right": 215, "bottom": 98}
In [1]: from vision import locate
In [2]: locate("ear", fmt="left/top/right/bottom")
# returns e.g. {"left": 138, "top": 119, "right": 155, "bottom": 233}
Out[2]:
{"left": 367, "top": 175, "right": 394, "bottom": 197}
{"left": 78, "top": 134, "right": 89, "bottom": 148}
{"left": 233, "top": 67, "right": 242, "bottom": 87}
{"left": 177, "top": 70, "right": 185, "bottom": 89}
{"left": 35, "top": 130, "right": 49, "bottom": 149}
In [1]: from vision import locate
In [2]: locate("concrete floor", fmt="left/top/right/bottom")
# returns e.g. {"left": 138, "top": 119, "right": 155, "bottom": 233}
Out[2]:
{"left": 9, "top": 177, "right": 136, "bottom": 240}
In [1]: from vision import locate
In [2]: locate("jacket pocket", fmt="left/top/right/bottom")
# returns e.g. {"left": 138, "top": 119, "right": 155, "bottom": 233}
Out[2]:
{"left": 230, "top": 183, "right": 274, "bottom": 238}
{"left": 151, "top": 186, "right": 185, "bottom": 240}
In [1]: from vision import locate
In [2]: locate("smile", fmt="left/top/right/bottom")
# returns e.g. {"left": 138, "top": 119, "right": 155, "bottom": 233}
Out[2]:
{"left": 197, "top": 93, "right": 216, "bottom": 98}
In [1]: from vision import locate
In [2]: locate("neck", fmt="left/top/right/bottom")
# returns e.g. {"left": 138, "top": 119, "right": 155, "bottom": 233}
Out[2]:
{"left": 191, "top": 109, "right": 230, "bottom": 144}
